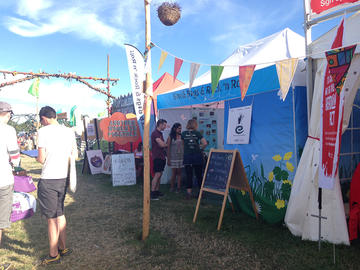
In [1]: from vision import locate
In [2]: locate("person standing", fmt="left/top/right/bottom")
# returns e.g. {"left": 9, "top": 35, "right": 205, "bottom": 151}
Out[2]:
{"left": 166, "top": 123, "right": 183, "bottom": 193}
{"left": 36, "top": 106, "right": 77, "bottom": 265}
{"left": 150, "top": 119, "right": 167, "bottom": 200}
{"left": 182, "top": 119, "right": 207, "bottom": 199}
{"left": 0, "top": 102, "right": 20, "bottom": 247}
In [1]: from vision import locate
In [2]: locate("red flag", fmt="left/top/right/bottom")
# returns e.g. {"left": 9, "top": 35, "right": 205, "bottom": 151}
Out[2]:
{"left": 239, "top": 65, "right": 255, "bottom": 100}
{"left": 174, "top": 57, "right": 183, "bottom": 81}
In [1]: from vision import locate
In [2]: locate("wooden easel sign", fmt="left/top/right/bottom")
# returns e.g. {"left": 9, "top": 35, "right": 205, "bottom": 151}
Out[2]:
{"left": 193, "top": 149, "right": 258, "bottom": 230}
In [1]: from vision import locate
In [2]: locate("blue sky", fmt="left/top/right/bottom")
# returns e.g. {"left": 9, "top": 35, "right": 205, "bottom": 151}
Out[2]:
{"left": 0, "top": 0, "right": 343, "bottom": 117}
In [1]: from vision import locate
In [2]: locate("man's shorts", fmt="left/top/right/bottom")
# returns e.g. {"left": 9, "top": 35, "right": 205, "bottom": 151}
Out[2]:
{"left": 153, "top": 158, "right": 166, "bottom": 173}
{"left": 37, "top": 178, "right": 67, "bottom": 219}
{"left": 0, "top": 184, "right": 13, "bottom": 229}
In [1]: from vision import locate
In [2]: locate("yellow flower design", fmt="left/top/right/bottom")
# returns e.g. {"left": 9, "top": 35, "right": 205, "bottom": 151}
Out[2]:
{"left": 268, "top": 171, "right": 274, "bottom": 182}
{"left": 283, "top": 152, "right": 293, "bottom": 161}
{"left": 241, "top": 190, "right": 245, "bottom": 196}
{"left": 282, "top": 180, "right": 292, "bottom": 186}
{"left": 272, "top": 155, "right": 282, "bottom": 161}
{"left": 286, "top": 162, "right": 294, "bottom": 172}
{"left": 275, "top": 199, "right": 285, "bottom": 209}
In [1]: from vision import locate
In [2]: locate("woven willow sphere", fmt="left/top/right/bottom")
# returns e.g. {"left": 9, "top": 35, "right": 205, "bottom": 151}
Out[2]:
{"left": 157, "top": 2, "right": 181, "bottom": 26}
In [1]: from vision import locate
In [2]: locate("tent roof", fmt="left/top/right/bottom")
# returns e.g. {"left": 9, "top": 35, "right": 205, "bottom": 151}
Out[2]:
{"left": 167, "top": 28, "right": 305, "bottom": 93}
{"left": 309, "top": 11, "right": 360, "bottom": 59}
{"left": 153, "top": 72, "right": 184, "bottom": 94}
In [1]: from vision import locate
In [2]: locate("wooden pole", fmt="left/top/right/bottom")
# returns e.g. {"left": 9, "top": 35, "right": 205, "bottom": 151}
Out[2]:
{"left": 142, "top": 0, "right": 152, "bottom": 241}
{"left": 107, "top": 54, "right": 112, "bottom": 153}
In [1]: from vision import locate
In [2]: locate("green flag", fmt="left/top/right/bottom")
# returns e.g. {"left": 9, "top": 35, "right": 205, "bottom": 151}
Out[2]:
{"left": 69, "top": 105, "right": 77, "bottom": 126}
{"left": 211, "top": 65, "right": 224, "bottom": 95}
{"left": 28, "top": 78, "right": 40, "bottom": 97}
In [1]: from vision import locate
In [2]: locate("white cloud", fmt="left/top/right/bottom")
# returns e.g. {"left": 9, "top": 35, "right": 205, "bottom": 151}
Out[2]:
{"left": 0, "top": 76, "right": 108, "bottom": 118}
{"left": 16, "top": 0, "right": 53, "bottom": 19}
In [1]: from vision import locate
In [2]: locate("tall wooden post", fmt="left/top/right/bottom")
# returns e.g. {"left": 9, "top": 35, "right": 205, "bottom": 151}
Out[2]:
{"left": 142, "top": 0, "right": 152, "bottom": 240}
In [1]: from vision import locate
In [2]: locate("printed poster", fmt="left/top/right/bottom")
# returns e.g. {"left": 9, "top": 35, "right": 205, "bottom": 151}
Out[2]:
{"left": 226, "top": 105, "right": 252, "bottom": 144}
{"left": 193, "top": 108, "right": 217, "bottom": 151}
{"left": 86, "top": 150, "right": 104, "bottom": 175}
{"left": 309, "top": 0, "right": 360, "bottom": 19}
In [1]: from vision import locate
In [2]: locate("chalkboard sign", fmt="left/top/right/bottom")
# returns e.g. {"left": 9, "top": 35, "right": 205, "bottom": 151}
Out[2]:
{"left": 203, "top": 151, "right": 234, "bottom": 192}
{"left": 194, "top": 149, "right": 258, "bottom": 230}
{"left": 111, "top": 153, "right": 136, "bottom": 186}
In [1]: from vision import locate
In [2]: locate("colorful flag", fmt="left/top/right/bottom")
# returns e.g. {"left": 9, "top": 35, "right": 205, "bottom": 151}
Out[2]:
{"left": 276, "top": 58, "right": 299, "bottom": 101}
{"left": 239, "top": 65, "right": 255, "bottom": 100}
{"left": 211, "top": 66, "right": 224, "bottom": 95}
{"left": 69, "top": 105, "right": 77, "bottom": 127}
{"left": 158, "top": 50, "right": 168, "bottom": 71}
{"left": 28, "top": 78, "right": 40, "bottom": 97}
{"left": 189, "top": 63, "right": 200, "bottom": 89}
{"left": 173, "top": 57, "right": 183, "bottom": 82}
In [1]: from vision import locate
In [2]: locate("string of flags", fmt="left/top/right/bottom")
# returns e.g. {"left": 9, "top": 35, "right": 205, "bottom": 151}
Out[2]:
{"left": 148, "top": 40, "right": 360, "bottom": 101}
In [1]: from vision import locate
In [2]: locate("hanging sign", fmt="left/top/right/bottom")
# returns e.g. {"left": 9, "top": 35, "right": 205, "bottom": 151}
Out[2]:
{"left": 86, "top": 150, "right": 105, "bottom": 175}
{"left": 226, "top": 105, "right": 252, "bottom": 144}
{"left": 309, "top": 0, "right": 360, "bottom": 20}
{"left": 99, "top": 112, "right": 141, "bottom": 145}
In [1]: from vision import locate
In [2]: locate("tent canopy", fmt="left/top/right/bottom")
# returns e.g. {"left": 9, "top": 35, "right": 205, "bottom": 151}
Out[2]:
{"left": 157, "top": 28, "right": 306, "bottom": 110}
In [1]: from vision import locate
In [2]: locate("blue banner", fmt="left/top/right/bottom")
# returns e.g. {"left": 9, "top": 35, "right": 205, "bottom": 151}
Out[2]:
{"left": 157, "top": 65, "right": 280, "bottom": 109}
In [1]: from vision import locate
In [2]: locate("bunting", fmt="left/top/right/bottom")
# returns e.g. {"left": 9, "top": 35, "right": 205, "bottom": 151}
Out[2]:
{"left": 173, "top": 57, "right": 183, "bottom": 82}
{"left": 211, "top": 66, "right": 224, "bottom": 95}
{"left": 158, "top": 50, "right": 168, "bottom": 71}
{"left": 189, "top": 63, "right": 200, "bottom": 89}
{"left": 276, "top": 58, "right": 299, "bottom": 100}
{"left": 28, "top": 78, "right": 40, "bottom": 98}
{"left": 239, "top": 65, "right": 256, "bottom": 100}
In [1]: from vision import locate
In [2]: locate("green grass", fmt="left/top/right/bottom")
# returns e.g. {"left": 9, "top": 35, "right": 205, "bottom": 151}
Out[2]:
{"left": 0, "top": 155, "right": 359, "bottom": 269}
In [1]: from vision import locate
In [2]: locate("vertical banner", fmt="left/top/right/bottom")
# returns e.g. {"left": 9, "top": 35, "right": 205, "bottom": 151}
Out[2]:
{"left": 125, "top": 44, "right": 145, "bottom": 138}
{"left": 226, "top": 105, "right": 252, "bottom": 144}
{"left": 319, "top": 20, "right": 356, "bottom": 189}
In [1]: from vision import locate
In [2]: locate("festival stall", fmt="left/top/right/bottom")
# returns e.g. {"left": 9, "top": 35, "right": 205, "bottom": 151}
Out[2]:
{"left": 285, "top": 11, "right": 360, "bottom": 245}
{"left": 156, "top": 28, "right": 308, "bottom": 223}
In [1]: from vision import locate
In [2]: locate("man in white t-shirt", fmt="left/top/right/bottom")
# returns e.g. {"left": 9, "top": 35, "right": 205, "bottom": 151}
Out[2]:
{"left": 36, "top": 106, "right": 77, "bottom": 265}
{"left": 0, "top": 102, "right": 20, "bottom": 251}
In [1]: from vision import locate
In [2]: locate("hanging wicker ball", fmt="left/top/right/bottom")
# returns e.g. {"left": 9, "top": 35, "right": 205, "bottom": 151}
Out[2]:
{"left": 157, "top": 2, "right": 181, "bottom": 26}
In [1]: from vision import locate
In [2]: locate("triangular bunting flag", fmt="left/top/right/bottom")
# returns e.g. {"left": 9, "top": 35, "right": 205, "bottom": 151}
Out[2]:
{"left": 189, "top": 63, "right": 200, "bottom": 89}
{"left": 173, "top": 57, "right": 183, "bottom": 82}
{"left": 239, "top": 65, "right": 255, "bottom": 100}
{"left": 276, "top": 58, "right": 298, "bottom": 101}
{"left": 211, "top": 66, "right": 224, "bottom": 95}
{"left": 326, "top": 45, "right": 357, "bottom": 95}
{"left": 158, "top": 50, "right": 168, "bottom": 71}
{"left": 28, "top": 78, "right": 40, "bottom": 98}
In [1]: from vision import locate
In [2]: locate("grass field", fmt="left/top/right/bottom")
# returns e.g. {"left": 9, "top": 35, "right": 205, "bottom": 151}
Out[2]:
{"left": 0, "top": 155, "right": 359, "bottom": 269}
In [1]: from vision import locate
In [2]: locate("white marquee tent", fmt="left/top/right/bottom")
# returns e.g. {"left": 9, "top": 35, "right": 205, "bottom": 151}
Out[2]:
{"left": 285, "top": 11, "right": 360, "bottom": 245}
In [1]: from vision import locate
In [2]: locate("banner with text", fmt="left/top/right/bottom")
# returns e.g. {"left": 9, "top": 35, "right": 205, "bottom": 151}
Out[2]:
{"left": 125, "top": 44, "right": 145, "bottom": 138}
{"left": 309, "top": 0, "right": 360, "bottom": 20}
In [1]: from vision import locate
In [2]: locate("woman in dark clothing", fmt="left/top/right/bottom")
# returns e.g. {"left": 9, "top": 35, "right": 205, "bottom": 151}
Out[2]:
{"left": 181, "top": 119, "right": 207, "bottom": 199}
{"left": 166, "top": 123, "right": 183, "bottom": 192}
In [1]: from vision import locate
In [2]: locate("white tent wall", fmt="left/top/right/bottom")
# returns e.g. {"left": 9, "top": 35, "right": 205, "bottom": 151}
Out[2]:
{"left": 285, "top": 55, "right": 360, "bottom": 245}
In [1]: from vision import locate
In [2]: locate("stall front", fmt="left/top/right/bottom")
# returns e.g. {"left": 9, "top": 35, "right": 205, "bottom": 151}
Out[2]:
{"left": 157, "top": 28, "right": 308, "bottom": 223}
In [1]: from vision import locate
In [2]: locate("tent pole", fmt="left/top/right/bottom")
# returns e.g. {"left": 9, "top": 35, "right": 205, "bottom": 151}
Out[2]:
{"left": 318, "top": 187, "right": 322, "bottom": 251}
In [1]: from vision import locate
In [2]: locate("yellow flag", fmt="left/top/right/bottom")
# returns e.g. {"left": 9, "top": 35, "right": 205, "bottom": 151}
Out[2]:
{"left": 158, "top": 50, "right": 168, "bottom": 71}
{"left": 276, "top": 58, "right": 298, "bottom": 101}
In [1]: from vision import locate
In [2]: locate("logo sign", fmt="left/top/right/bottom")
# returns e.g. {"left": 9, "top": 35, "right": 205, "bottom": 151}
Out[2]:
{"left": 227, "top": 105, "right": 252, "bottom": 144}
{"left": 99, "top": 112, "right": 141, "bottom": 145}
